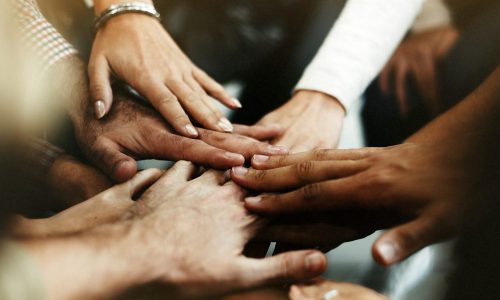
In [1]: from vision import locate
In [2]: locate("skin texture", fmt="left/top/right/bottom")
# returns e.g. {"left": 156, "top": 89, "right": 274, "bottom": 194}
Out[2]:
{"left": 89, "top": 6, "right": 237, "bottom": 135}
{"left": 379, "top": 26, "right": 459, "bottom": 116}
{"left": 289, "top": 279, "right": 389, "bottom": 300}
{"left": 232, "top": 68, "right": 500, "bottom": 266}
{"left": 257, "top": 90, "right": 345, "bottom": 153}
{"left": 19, "top": 162, "right": 327, "bottom": 300}
{"left": 74, "top": 90, "right": 287, "bottom": 182}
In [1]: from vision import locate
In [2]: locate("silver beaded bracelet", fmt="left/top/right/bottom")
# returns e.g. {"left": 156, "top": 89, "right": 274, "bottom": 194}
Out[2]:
{"left": 94, "top": 2, "right": 161, "bottom": 31}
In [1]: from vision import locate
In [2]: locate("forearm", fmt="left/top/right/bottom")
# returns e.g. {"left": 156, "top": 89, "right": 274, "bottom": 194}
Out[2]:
{"left": 18, "top": 222, "right": 153, "bottom": 300}
{"left": 408, "top": 67, "right": 500, "bottom": 143}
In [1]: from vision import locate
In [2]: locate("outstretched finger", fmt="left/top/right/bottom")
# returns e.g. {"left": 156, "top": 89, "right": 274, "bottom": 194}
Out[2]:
{"left": 88, "top": 57, "right": 113, "bottom": 119}
{"left": 193, "top": 68, "right": 241, "bottom": 109}
{"left": 395, "top": 61, "right": 410, "bottom": 117}
{"left": 251, "top": 148, "right": 382, "bottom": 170}
{"left": 139, "top": 81, "right": 199, "bottom": 138}
{"left": 232, "top": 160, "right": 368, "bottom": 191}
{"left": 236, "top": 250, "right": 327, "bottom": 289}
{"left": 120, "top": 168, "right": 163, "bottom": 197}
{"left": 233, "top": 124, "right": 284, "bottom": 141}
{"left": 157, "top": 160, "right": 197, "bottom": 185}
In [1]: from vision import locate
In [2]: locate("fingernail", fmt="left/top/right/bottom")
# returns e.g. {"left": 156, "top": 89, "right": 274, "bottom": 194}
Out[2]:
{"left": 252, "top": 154, "right": 269, "bottom": 163}
{"left": 185, "top": 124, "right": 199, "bottom": 137}
{"left": 218, "top": 118, "right": 234, "bottom": 132}
{"left": 377, "top": 241, "right": 398, "bottom": 264}
{"left": 232, "top": 166, "right": 248, "bottom": 176}
{"left": 231, "top": 97, "right": 242, "bottom": 108}
{"left": 305, "top": 252, "right": 325, "bottom": 273}
{"left": 245, "top": 196, "right": 262, "bottom": 205}
{"left": 268, "top": 145, "right": 289, "bottom": 154}
{"left": 94, "top": 101, "right": 106, "bottom": 119}
{"left": 224, "top": 152, "right": 244, "bottom": 162}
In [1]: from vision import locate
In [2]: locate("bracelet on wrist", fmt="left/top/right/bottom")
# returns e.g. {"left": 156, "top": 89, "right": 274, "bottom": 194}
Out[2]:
{"left": 94, "top": 2, "right": 161, "bottom": 32}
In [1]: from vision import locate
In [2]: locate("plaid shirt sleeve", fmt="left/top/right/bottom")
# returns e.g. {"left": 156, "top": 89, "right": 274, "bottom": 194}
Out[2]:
{"left": 13, "top": 0, "right": 79, "bottom": 72}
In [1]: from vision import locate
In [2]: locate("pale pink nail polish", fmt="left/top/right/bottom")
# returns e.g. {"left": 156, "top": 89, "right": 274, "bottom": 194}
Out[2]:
{"left": 232, "top": 166, "right": 248, "bottom": 176}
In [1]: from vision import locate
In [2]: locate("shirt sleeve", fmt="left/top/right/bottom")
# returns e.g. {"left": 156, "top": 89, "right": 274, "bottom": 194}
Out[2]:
{"left": 294, "top": 0, "right": 424, "bottom": 111}
{"left": 13, "top": 0, "right": 78, "bottom": 72}
{"left": 411, "top": 0, "right": 452, "bottom": 33}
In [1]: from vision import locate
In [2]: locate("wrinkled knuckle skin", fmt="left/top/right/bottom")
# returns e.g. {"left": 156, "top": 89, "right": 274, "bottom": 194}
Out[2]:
{"left": 313, "top": 149, "right": 330, "bottom": 160}
{"left": 159, "top": 94, "right": 177, "bottom": 105}
{"left": 185, "top": 94, "right": 199, "bottom": 104}
{"left": 300, "top": 183, "right": 321, "bottom": 201}
{"left": 90, "top": 84, "right": 107, "bottom": 98}
{"left": 295, "top": 161, "right": 314, "bottom": 181}
{"left": 277, "top": 155, "right": 288, "bottom": 167}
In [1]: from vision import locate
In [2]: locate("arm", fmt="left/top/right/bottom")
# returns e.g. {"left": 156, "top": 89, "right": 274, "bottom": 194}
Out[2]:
{"left": 232, "top": 67, "right": 500, "bottom": 265}
{"left": 18, "top": 162, "right": 327, "bottom": 300}
{"left": 88, "top": 0, "right": 238, "bottom": 136}
{"left": 256, "top": 0, "right": 423, "bottom": 152}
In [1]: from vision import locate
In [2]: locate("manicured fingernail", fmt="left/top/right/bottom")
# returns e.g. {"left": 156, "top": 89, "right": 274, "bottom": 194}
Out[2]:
{"left": 218, "top": 118, "right": 234, "bottom": 132}
{"left": 377, "top": 241, "right": 397, "bottom": 264}
{"left": 252, "top": 154, "right": 269, "bottom": 163}
{"left": 185, "top": 124, "right": 199, "bottom": 137}
{"left": 232, "top": 166, "right": 248, "bottom": 176}
{"left": 224, "top": 152, "right": 244, "bottom": 162}
{"left": 231, "top": 97, "right": 242, "bottom": 108}
{"left": 245, "top": 196, "right": 262, "bottom": 205}
{"left": 305, "top": 252, "right": 325, "bottom": 273}
{"left": 268, "top": 145, "right": 289, "bottom": 154}
{"left": 94, "top": 101, "right": 105, "bottom": 119}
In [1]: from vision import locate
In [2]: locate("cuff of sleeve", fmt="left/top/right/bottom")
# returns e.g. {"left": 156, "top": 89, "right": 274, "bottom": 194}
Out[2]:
{"left": 294, "top": 70, "right": 360, "bottom": 113}
{"left": 411, "top": 0, "right": 452, "bottom": 33}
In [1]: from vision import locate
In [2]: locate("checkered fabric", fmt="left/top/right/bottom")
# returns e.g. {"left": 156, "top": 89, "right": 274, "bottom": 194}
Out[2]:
{"left": 13, "top": 0, "right": 78, "bottom": 72}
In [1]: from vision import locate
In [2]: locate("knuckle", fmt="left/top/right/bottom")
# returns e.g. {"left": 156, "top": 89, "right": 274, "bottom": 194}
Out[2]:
{"left": 312, "top": 149, "right": 330, "bottom": 160}
{"left": 294, "top": 161, "right": 314, "bottom": 181}
{"left": 253, "top": 170, "right": 268, "bottom": 182}
{"left": 184, "top": 93, "right": 199, "bottom": 104}
{"left": 299, "top": 183, "right": 321, "bottom": 200}
{"left": 158, "top": 94, "right": 178, "bottom": 106}
{"left": 90, "top": 83, "right": 107, "bottom": 97}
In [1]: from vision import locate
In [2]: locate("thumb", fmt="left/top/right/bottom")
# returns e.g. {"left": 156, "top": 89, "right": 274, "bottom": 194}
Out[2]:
{"left": 237, "top": 250, "right": 327, "bottom": 289}
{"left": 372, "top": 215, "right": 450, "bottom": 266}
{"left": 91, "top": 139, "right": 138, "bottom": 182}
{"left": 89, "top": 57, "right": 113, "bottom": 119}
{"left": 119, "top": 168, "right": 163, "bottom": 197}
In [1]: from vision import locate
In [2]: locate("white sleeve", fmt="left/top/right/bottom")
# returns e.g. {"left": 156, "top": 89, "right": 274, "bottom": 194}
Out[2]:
{"left": 294, "top": 0, "right": 424, "bottom": 111}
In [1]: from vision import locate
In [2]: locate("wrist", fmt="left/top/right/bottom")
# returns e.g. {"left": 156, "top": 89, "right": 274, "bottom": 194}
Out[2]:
{"left": 294, "top": 90, "right": 346, "bottom": 116}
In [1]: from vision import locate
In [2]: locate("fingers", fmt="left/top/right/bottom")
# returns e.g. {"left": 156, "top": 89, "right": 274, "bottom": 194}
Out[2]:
{"left": 158, "top": 160, "right": 197, "bottom": 185}
{"left": 233, "top": 124, "right": 284, "bottom": 141}
{"left": 169, "top": 77, "right": 233, "bottom": 133}
{"left": 372, "top": 212, "right": 453, "bottom": 266}
{"left": 379, "top": 59, "right": 395, "bottom": 96}
{"left": 121, "top": 168, "right": 163, "bottom": 197}
{"left": 139, "top": 82, "right": 199, "bottom": 138}
{"left": 88, "top": 57, "right": 113, "bottom": 119}
{"left": 237, "top": 250, "right": 327, "bottom": 288}
{"left": 231, "top": 160, "right": 368, "bottom": 192}
{"left": 193, "top": 68, "right": 241, "bottom": 109}
{"left": 149, "top": 132, "right": 245, "bottom": 169}
{"left": 195, "top": 169, "right": 228, "bottom": 185}
{"left": 394, "top": 60, "right": 410, "bottom": 117}
{"left": 243, "top": 177, "right": 364, "bottom": 215}
{"left": 251, "top": 148, "right": 381, "bottom": 170}
{"left": 90, "top": 138, "right": 138, "bottom": 182}
{"left": 197, "top": 128, "right": 288, "bottom": 160}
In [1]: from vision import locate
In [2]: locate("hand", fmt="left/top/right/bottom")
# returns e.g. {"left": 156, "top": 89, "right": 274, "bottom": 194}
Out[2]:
{"left": 89, "top": 12, "right": 239, "bottom": 136}
{"left": 45, "top": 155, "right": 113, "bottom": 209}
{"left": 290, "top": 279, "right": 389, "bottom": 300}
{"left": 231, "top": 135, "right": 496, "bottom": 265}
{"left": 74, "top": 89, "right": 287, "bottom": 182}
{"left": 12, "top": 169, "right": 162, "bottom": 238}
{"left": 122, "top": 161, "right": 327, "bottom": 298}
{"left": 379, "top": 26, "right": 459, "bottom": 116}
{"left": 257, "top": 90, "right": 345, "bottom": 153}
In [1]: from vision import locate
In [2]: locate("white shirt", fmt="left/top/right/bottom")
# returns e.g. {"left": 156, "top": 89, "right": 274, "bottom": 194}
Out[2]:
{"left": 295, "top": 0, "right": 425, "bottom": 111}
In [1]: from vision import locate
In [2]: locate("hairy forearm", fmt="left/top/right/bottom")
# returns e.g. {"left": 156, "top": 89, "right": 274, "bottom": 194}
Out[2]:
{"left": 18, "top": 221, "right": 156, "bottom": 300}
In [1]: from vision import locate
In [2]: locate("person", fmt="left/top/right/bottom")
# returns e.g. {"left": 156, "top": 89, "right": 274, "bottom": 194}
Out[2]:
{"left": 14, "top": 0, "right": 290, "bottom": 184}
{"left": 231, "top": 66, "right": 500, "bottom": 266}
{"left": 86, "top": 0, "right": 425, "bottom": 153}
